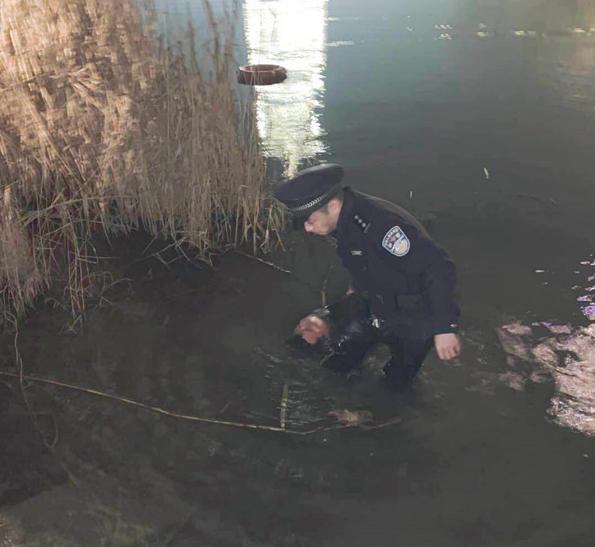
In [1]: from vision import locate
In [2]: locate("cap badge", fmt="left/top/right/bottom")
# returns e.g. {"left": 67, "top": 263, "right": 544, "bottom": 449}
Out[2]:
{"left": 382, "top": 226, "right": 410, "bottom": 257}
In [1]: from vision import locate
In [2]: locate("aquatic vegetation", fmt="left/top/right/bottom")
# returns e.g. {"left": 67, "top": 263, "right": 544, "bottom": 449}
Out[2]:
{"left": 0, "top": 0, "right": 282, "bottom": 321}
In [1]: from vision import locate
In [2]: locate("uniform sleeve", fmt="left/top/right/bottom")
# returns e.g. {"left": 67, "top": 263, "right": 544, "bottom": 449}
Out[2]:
{"left": 415, "top": 237, "right": 460, "bottom": 334}
{"left": 376, "top": 221, "right": 460, "bottom": 335}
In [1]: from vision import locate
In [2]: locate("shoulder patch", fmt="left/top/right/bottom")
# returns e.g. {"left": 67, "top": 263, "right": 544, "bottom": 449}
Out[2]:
{"left": 381, "top": 225, "right": 410, "bottom": 257}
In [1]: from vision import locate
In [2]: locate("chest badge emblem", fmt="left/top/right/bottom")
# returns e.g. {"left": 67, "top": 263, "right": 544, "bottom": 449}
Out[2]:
{"left": 382, "top": 225, "right": 410, "bottom": 257}
{"left": 350, "top": 250, "right": 363, "bottom": 256}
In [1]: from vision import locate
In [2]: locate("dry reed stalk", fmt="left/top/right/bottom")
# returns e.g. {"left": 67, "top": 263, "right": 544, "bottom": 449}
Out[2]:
{"left": 0, "top": 0, "right": 282, "bottom": 321}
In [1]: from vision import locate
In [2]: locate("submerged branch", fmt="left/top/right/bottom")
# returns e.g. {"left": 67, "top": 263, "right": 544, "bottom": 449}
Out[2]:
{"left": 0, "top": 370, "right": 401, "bottom": 436}
{"left": 233, "top": 250, "right": 291, "bottom": 274}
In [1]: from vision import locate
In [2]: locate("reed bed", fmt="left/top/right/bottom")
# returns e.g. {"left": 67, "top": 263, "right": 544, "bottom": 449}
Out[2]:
{"left": 0, "top": 0, "right": 282, "bottom": 321}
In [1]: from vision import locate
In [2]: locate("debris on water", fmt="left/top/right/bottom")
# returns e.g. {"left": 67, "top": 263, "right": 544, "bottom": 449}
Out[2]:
{"left": 328, "top": 409, "right": 373, "bottom": 427}
{"left": 237, "top": 64, "right": 287, "bottom": 86}
{"left": 535, "top": 269, "right": 545, "bottom": 273}
{"left": 577, "top": 295, "right": 592, "bottom": 302}
{"left": 501, "top": 322, "right": 533, "bottom": 336}
{"left": 541, "top": 323, "right": 572, "bottom": 335}
{"left": 479, "top": 23, "right": 487, "bottom": 30}
{"left": 328, "top": 40, "right": 355, "bottom": 48}
{"left": 255, "top": 347, "right": 284, "bottom": 364}
{"left": 483, "top": 167, "right": 490, "bottom": 179}
{"left": 586, "top": 286, "right": 595, "bottom": 292}
{"left": 409, "top": 190, "right": 413, "bottom": 199}
{"left": 477, "top": 31, "right": 490, "bottom": 38}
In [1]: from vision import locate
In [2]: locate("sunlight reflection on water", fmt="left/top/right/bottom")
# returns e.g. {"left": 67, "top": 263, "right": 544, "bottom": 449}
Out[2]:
{"left": 243, "top": 0, "right": 329, "bottom": 175}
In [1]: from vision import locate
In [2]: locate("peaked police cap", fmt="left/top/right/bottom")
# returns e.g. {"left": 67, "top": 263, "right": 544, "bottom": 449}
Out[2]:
{"left": 274, "top": 164, "right": 344, "bottom": 223}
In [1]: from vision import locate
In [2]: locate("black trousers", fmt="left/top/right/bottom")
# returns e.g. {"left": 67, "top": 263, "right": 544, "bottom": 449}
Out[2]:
{"left": 320, "top": 297, "right": 434, "bottom": 389}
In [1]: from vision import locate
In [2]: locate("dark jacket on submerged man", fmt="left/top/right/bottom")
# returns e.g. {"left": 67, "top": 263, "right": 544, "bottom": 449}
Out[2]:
{"left": 274, "top": 163, "right": 461, "bottom": 389}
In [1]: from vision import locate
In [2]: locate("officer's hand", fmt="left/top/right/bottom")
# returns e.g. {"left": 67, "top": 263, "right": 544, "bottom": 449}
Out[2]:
{"left": 294, "top": 315, "right": 329, "bottom": 345}
{"left": 434, "top": 333, "right": 461, "bottom": 361}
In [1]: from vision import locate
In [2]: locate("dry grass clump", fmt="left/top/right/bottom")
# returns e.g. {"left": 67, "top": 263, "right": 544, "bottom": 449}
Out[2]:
{"left": 0, "top": 0, "right": 281, "bottom": 321}
{"left": 0, "top": 513, "right": 24, "bottom": 547}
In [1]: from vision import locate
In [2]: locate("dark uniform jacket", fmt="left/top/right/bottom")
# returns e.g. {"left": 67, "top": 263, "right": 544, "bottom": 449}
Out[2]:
{"left": 334, "top": 188, "right": 460, "bottom": 340}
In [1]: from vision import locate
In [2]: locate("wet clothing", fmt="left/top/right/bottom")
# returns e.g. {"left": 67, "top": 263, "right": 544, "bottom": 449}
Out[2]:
{"left": 318, "top": 295, "right": 434, "bottom": 389}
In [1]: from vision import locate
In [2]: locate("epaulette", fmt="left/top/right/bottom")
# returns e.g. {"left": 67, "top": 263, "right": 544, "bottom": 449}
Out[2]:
{"left": 352, "top": 212, "right": 371, "bottom": 233}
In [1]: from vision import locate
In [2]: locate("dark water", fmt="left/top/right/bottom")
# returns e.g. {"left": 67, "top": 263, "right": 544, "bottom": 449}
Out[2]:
{"left": 2, "top": 1, "right": 595, "bottom": 545}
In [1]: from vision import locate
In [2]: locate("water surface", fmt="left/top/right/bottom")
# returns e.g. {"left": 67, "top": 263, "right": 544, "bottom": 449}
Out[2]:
{"left": 3, "top": 1, "right": 595, "bottom": 545}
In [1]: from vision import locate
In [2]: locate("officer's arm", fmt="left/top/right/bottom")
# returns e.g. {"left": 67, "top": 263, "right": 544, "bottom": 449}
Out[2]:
{"left": 376, "top": 222, "right": 460, "bottom": 335}
{"left": 413, "top": 236, "right": 460, "bottom": 335}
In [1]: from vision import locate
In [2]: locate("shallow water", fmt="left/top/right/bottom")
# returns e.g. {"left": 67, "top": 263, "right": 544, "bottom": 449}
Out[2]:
{"left": 2, "top": 0, "right": 595, "bottom": 545}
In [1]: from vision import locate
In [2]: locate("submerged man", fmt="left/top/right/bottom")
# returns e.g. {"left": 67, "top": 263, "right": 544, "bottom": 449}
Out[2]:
{"left": 275, "top": 163, "right": 461, "bottom": 389}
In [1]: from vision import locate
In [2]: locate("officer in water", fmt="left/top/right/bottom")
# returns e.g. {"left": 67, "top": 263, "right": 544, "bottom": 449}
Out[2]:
{"left": 274, "top": 163, "right": 461, "bottom": 389}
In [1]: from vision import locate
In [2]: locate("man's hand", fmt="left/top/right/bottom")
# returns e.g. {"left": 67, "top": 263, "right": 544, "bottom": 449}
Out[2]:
{"left": 294, "top": 315, "right": 330, "bottom": 345}
{"left": 434, "top": 333, "right": 461, "bottom": 361}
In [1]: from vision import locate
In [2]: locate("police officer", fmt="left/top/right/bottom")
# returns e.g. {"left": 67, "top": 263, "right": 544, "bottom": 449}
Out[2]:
{"left": 275, "top": 163, "right": 461, "bottom": 389}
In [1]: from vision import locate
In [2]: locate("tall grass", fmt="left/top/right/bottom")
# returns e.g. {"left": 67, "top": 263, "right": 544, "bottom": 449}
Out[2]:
{"left": 0, "top": 0, "right": 282, "bottom": 321}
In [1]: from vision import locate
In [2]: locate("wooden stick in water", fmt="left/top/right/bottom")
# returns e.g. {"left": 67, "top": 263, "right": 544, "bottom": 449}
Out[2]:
{"left": 280, "top": 383, "right": 289, "bottom": 429}
{"left": 0, "top": 370, "right": 402, "bottom": 436}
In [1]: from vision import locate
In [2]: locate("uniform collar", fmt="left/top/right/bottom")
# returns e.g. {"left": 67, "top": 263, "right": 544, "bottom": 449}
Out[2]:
{"left": 334, "top": 187, "right": 355, "bottom": 239}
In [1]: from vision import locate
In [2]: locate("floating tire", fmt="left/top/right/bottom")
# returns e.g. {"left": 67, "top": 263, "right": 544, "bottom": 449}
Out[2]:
{"left": 237, "top": 64, "right": 287, "bottom": 86}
